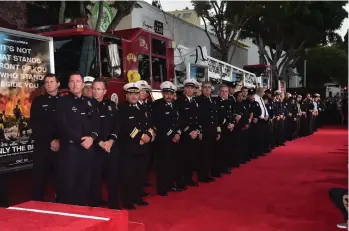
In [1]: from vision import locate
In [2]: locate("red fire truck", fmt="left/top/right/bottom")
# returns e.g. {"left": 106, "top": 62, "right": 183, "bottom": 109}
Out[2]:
{"left": 23, "top": 22, "right": 175, "bottom": 103}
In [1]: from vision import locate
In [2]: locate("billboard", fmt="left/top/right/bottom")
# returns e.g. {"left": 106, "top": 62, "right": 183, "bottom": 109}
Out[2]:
{"left": 0, "top": 28, "right": 54, "bottom": 173}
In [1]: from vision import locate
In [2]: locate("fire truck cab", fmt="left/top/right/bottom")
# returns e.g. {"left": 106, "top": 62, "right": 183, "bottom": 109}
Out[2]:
{"left": 23, "top": 22, "right": 175, "bottom": 103}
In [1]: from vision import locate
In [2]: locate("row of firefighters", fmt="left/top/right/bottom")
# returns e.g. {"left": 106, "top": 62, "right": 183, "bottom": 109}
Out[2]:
{"left": 30, "top": 72, "right": 324, "bottom": 210}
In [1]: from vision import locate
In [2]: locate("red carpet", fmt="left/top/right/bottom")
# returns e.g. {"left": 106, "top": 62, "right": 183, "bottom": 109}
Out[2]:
{"left": 127, "top": 126, "right": 348, "bottom": 231}
{"left": 7, "top": 126, "right": 348, "bottom": 231}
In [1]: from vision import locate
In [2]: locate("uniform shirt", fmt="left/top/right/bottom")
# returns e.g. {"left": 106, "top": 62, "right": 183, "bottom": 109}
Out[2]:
{"left": 95, "top": 99, "right": 120, "bottom": 143}
{"left": 175, "top": 94, "right": 201, "bottom": 138}
{"left": 248, "top": 99, "right": 262, "bottom": 119}
{"left": 152, "top": 98, "right": 180, "bottom": 141}
{"left": 215, "top": 96, "right": 234, "bottom": 133}
{"left": 119, "top": 102, "right": 153, "bottom": 155}
{"left": 56, "top": 93, "right": 100, "bottom": 144}
{"left": 196, "top": 94, "right": 219, "bottom": 136}
{"left": 254, "top": 94, "right": 269, "bottom": 118}
{"left": 30, "top": 93, "right": 60, "bottom": 142}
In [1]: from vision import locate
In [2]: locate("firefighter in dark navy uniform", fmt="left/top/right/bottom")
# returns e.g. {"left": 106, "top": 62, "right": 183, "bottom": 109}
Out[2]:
{"left": 175, "top": 79, "right": 201, "bottom": 187}
{"left": 153, "top": 81, "right": 183, "bottom": 196}
{"left": 136, "top": 80, "right": 154, "bottom": 196}
{"left": 247, "top": 88, "right": 262, "bottom": 158}
{"left": 196, "top": 81, "right": 219, "bottom": 183}
{"left": 89, "top": 78, "right": 121, "bottom": 209}
{"left": 56, "top": 71, "right": 100, "bottom": 206}
{"left": 214, "top": 84, "right": 236, "bottom": 176}
{"left": 30, "top": 73, "right": 61, "bottom": 202}
{"left": 119, "top": 82, "right": 153, "bottom": 210}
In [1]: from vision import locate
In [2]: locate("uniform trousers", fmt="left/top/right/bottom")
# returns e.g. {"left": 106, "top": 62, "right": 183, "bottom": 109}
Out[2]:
{"left": 155, "top": 139, "right": 176, "bottom": 193}
{"left": 221, "top": 130, "right": 234, "bottom": 169}
{"left": 180, "top": 136, "right": 199, "bottom": 184}
{"left": 197, "top": 134, "right": 216, "bottom": 180}
{"left": 59, "top": 143, "right": 93, "bottom": 206}
{"left": 32, "top": 142, "right": 60, "bottom": 201}
{"left": 89, "top": 145, "right": 120, "bottom": 209}
{"left": 120, "top": 153, "right": 146, "bottom": 206}
{"left": 211, "top": 139, "right": 223, "bottom": 177}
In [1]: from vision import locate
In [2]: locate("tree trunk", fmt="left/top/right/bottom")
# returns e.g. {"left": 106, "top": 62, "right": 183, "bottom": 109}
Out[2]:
{"left": 95, "top": 1, "right": 104, "bottom": 31}
{"left": 58, "top": 1, "right": 66, "bottom": 24}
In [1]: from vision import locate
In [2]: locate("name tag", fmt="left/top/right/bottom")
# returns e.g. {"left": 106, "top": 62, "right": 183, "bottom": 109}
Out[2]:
{"left": 129, "top": 116, "right": 134, "bottom": 119}
{"left": 165, "top": 112, "right": 169, "bottom": 114}
{"left": 100, "top": 115, "right": 105, "bottom": 118}
{"left": 42, "top": 105, "right": 48, "bottom": 107}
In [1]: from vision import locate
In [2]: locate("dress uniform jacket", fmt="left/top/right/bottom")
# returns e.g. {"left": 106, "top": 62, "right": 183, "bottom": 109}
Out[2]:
{"left": 119, "top": 102, "right": 153, "bottom": 155}
{"left": 30, "top": 93, "right": 60, "bottom": 142}
{"left": 215, "top": 97, "right": 235, "bottom": 134}
{"left": 175, "top": 95, "right": 201, "bottom": 139}
{"left": 196, "top": 94, "right": 220, "bottom": 137}
{"left": 153, "top": 98, "right": 179, "bottom": 141}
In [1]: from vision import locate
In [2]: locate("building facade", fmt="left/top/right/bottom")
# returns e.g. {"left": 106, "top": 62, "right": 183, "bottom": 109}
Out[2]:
{"left": 167, "top": 9, "right": 201, "bottom": 26}
{"left": 116, "top": 1, "right": 249, "bottom": 68}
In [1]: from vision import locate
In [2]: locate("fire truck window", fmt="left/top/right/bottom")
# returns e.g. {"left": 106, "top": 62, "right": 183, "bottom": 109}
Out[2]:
{"left": 53, "top": 35, "right": 98, "bottom": 88}
{"left": 138, "top": 54, "right": 150, "bottom": 81}
{"left": 152, "top": 57, "right": 167, "bottom": 82}
{"left": 151, "top": 38, "right": 166, "bottom": 56}
{"left": 100, "top": 45, "right": 123, "bottom": 78}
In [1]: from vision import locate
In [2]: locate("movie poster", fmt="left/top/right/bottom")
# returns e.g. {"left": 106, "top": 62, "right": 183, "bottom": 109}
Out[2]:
{"left": 0, "top": 29, "right": 53, "bottom": 172}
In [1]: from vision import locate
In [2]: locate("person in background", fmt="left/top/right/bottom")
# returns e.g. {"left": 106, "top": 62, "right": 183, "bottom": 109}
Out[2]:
{"left": 136, "top": 80, "right": 154, "bottom": 196}
{"left": 153, "top": 81, "right": 183, "bottom": 196}
{"left": 56, "top": 71, "right": 100, "bottom": 206}
{"left": 119, "top": 82, "right": 152, "bottom": 209}
{"left": 176, "top": 79, "right": 201, "bottom": 187}
{"left": 196, "top": 81, "right": 219, "bottom": 183}
{"left": 83, "top": 76, "right": 95, "bottom": 98}
{"left": 30, "top": 73, "right": 61, "bottom": 202}
{"left": 90, "top": 78, "right": 121, "bottom": 209}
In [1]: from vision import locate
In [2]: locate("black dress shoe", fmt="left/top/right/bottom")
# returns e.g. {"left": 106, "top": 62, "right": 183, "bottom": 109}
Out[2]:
{"left": 109, "top": 206, "right": 122, "bottom": 210}
{"left": 169, "top": 187, "right": 182, "bottom": 192}
{"left": 186, "top": 181, "right": 199, "bottom": 187}
{"left": 157, "top": 192, "right": 168, "bottom": 196}
{"left": 123, "top": 204, "right": 136, "bottom": 210}
{"left": 208, "top": 177, "right": 215, "bottom": 182}
{"left": 198, "top": 179, "right": 210, "bottom": 183}
{"left": 135, "top": 200, "right": 148, "bottom": 206}
{"left": 222, "top": 169, "right": 231, "bottom": 174}
{"left": 212, "top": 174, "right": 222, "bottom": 178}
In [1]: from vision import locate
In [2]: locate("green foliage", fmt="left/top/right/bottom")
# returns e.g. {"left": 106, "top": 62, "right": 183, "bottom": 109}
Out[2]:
{"left": 192, "top": 0, "right": 260, "bottom": 62}
{"left": 305, "top": 46, "right": 348, "bottom": 87}
{"left": 240, "top": 1, "right": 347, "bottom": 85}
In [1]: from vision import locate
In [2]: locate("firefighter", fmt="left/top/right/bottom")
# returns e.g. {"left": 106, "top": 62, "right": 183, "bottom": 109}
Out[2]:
{"left": 214, "top": 84, "right": 235, "bottom": 175}
{"left": 136, "top": 80, "right": 154, "bottom": 194}
{"left": 30, "top": 73, "right": 61, "bottom": 202}
{"left": 247, "top": 89, "right": 263, "bottom": 158}
{"left": 196, "top": 81, "right": 219, "bottom": 182}
{"left": 300, "top": 93, "right": 315, "bottom": 136}
{"left": 176, "top": 79, "right": 201, "bottom": 187}
{"left": 83, "top": 76, "right": 95, "bottom": 98}
{"left": 56, "top": 71, "right": 100, "bottom": 206}
{"left": 119, "top": 82, "right": 153, "bottom": 209}
{"left": 89, "top": 78, "right": 121, "bottom": 209}
{"left": 153, "top": 81, "right": 183, "bottom": 195}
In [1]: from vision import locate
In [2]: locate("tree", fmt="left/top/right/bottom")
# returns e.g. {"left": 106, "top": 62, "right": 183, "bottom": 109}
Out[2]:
{"left": 241, "top": 1, "right": 347, "bottom": 87}
{"left": 192, "top": 1, "right": 259, "bottom": 63}
{"left": 305, "top": 46, "right": 348, "bottom": 87}
{"left": 106, "top": 1, "right": 140, "bottom": 32}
